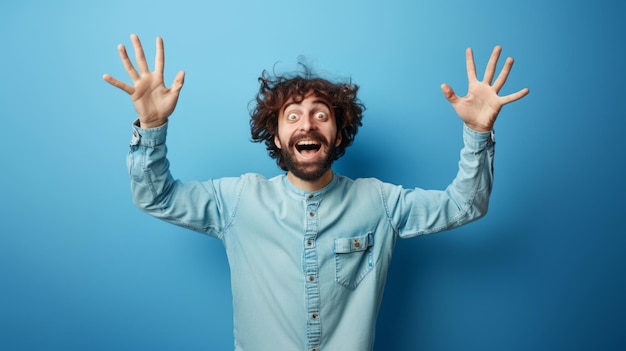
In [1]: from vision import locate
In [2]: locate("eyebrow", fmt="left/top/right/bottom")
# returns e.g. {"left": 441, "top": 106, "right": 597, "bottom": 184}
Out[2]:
{"left": 281, "top": 99, "right": 332, "bottom": 115}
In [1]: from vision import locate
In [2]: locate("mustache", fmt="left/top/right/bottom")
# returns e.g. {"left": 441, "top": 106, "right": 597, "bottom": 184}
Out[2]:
{"left": 287, "top": 131, "right": 329, "bottom": 148}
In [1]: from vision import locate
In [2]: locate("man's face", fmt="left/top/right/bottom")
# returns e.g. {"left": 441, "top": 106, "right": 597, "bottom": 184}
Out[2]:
{"left": 274, "top": 93, "right": 342, "bottom": 182}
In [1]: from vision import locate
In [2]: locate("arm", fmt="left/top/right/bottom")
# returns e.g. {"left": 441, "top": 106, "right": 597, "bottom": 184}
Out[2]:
{"left": 386, "top": 46, "right": 527, "bottom": 237}
{"left": 385, "top": 125, "right": 494, "bottom": 238}
{"left": 126, "top": 122, "right": 240, "bottom": 237}
{"left": 105, "top": 35, "right": 234, "bottom": 236}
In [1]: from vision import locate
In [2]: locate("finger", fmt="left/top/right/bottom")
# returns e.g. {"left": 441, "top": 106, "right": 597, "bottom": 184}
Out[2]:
{"left": 493, "top": 57, "right": 514, "bottom": 93}
{"left": 171, "top": 70, "right": 185, "bottom": 92}
{"left": 102, "top": 74, "right": 135, "bottom": 95}
{"left": 441, "top": 83, "right": 459, "bottom": 104}
{"left": 154, "top": 37, "right": 164, "bottom": 76}
{"left": 130, "top": 34, "right": 150, "bottom": 74}
{"left": 117, "top": 44, "right": 140, "bottom": 81}
{"left": 483, "top": 46, "right": 502, "bottom": 84}
{"left": 499, "top": 87, "right": 530, "bottom": 105}
{"left": 465, "top": 48, "right": 478, "bottom": 83}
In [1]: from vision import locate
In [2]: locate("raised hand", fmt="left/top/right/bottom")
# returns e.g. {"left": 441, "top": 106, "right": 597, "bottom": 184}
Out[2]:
{"left": 441, "top": 46, "right": 529, "bottom": 132}
{"left": 103, "top": 34, "right": 185, "bottom": 128}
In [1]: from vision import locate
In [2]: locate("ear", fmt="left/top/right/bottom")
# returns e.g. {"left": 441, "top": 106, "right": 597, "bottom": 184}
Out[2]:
{"left": 274, "top": 135, "right": 282, "bottom": 149}
{"left": 335, "top": 131, "right": 342, "bottom": 147}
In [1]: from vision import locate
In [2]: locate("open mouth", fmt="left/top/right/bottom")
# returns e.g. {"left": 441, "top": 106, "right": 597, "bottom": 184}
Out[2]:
{"left": 295, "top": 140, "right": 322, "bottom": 157}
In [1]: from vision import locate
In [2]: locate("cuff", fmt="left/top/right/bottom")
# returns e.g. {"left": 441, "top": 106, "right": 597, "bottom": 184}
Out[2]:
{"left": 129, "top": 119, "right": 168, "bottom": 147}
{"left": 463, "top": 124, "right": 495, "bottom": 147}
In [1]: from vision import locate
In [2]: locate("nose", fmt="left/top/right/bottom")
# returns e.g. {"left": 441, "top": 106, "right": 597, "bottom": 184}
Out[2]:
{"left": 299, "top": 115, "right": 316, "bottom": 131}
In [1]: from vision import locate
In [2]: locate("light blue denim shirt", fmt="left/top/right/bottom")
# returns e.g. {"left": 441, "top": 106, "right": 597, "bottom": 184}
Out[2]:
{"left": 127, "top": 122, "right": 495, "bottom": 351}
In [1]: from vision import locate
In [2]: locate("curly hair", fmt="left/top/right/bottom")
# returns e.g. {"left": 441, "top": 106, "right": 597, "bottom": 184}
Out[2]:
{"left": 250, "top": 68, "right": 365, "bottom": 171}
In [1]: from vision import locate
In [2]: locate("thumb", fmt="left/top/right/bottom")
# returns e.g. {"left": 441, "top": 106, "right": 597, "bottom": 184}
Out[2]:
{"left": 172, "top": 70, "right": 185, "bottom": 92}
{"left": 441, "top": 83, "right": 458, "bottom": 104}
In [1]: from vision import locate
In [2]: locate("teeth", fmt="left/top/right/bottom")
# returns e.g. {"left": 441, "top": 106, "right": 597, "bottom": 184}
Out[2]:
{"left": 297, "top": 141, "right": 319, "bottom": 146}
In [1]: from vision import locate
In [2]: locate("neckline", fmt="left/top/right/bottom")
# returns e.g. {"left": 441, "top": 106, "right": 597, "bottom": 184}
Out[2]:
{"left": 282, "top": 173, "right": 339, "bottom": 199}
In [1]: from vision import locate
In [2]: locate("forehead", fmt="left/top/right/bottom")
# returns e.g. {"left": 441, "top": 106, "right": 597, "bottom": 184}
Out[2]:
{"left": 281, "top": 93, "right": 332, "bottom": 113}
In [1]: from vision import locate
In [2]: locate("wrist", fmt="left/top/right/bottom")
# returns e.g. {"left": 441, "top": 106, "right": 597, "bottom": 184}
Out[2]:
{"left": 464, "top": 122, "right": 492, "bottom": 133}
{"left": 138, "top": 119, "right": 167, "bottom": 129}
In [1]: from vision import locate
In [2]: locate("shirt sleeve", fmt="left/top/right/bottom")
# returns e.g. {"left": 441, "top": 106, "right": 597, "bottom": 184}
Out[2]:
{"left": 382, "top": 125, "right": 495, "bottom": 238}
{"left": 126, "top": 120, "right": 242, "bottom": 238}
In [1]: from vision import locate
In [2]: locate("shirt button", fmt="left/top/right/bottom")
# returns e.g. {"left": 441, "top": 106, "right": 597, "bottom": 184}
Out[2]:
{"left": 308, "top": 194, "right": 314, "bottom": 199}
{"left": 354, "top": 240, "right": 360, "bottom": 248}
{"left": 312, "top": 313, "right": 318, "bottom": 319}
{"left": 309, "top": 212, "right": 315, "bottom": 217}
{"left": 306, "top": 240, "right": 313, "bottom": 247}
{"left": 309, "top": 275, "right": 315, "bottom": 282}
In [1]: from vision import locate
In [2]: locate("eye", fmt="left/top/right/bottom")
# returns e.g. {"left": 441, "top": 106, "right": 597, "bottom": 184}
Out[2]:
{"left": 287, "top": 113, "right": 298, "bottom": 121}
{"left": 315, "top": 111, "right": 327, "bottom": 119}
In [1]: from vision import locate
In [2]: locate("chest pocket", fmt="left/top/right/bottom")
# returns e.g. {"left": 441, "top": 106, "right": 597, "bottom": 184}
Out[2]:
{"left": 334, "top": 232, "right": 374, "bottom": 290}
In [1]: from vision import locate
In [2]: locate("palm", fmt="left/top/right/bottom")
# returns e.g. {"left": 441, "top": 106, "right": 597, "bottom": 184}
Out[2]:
{"left": 131, "top": 71, "right": 179, "bottom": 122}
{"left": 103, "top": 34, "right": 185, "bottom": 128}
{"left": 441, "top": 46, "right": 529, "bottom": 132}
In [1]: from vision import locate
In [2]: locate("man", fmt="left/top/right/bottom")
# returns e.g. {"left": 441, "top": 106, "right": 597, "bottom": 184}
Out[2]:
{"left": 103, "top": 34, "right": 528, "bottom": 351}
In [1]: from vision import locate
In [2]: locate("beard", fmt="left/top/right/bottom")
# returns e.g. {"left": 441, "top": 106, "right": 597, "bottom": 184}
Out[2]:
{"left": 280, "top": 132, "right": 337, "bottom": 182}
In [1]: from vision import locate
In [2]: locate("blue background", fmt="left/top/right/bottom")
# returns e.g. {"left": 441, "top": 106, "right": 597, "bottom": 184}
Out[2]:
{"left": 1, "top": 0, "right": 624, "bottom": 350}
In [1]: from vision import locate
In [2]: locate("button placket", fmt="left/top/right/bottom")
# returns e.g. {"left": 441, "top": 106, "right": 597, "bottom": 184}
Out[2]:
{"left": 304, "top": 196, "right": 321, "bottom": 350}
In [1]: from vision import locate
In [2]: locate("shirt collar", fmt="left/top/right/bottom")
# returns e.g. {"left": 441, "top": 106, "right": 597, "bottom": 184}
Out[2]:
{"left": 281, "top": 172, "right": 339, "bottom": 199}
